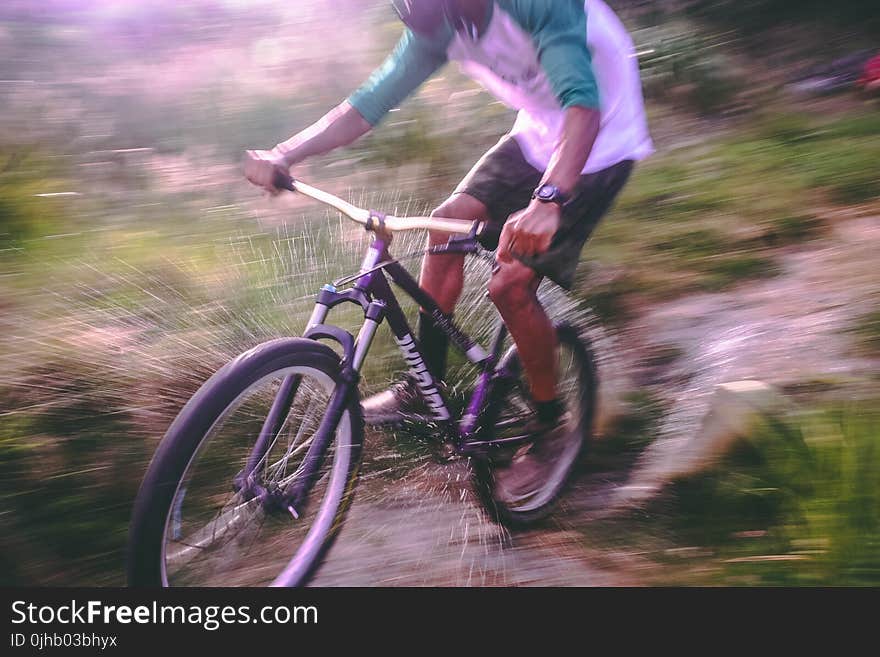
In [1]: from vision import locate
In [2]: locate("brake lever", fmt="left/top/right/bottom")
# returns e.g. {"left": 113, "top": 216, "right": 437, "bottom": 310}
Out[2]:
{"left": 428, "top": 241, "right": 475, "bottom": 255}
{"left": 272, "top": 168, "right": 297, "bottom": 192}
{"left": 427, "top": 221, "right": 482, "bottom": 255}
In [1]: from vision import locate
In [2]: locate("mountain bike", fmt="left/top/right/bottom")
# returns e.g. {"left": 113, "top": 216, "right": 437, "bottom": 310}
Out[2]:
{"left": 127, "top": 172, "right": 598, "bottom": 587}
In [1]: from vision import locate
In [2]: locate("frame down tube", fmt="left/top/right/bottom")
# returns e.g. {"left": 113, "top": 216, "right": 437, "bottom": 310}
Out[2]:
{"left": 365, "top": 265, "right": 457, "bottom": 430}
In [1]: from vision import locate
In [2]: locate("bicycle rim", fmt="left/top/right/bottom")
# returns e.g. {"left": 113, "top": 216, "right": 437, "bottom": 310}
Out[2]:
{"left": 160, "top": 365, "right": 354, "bottom": 586}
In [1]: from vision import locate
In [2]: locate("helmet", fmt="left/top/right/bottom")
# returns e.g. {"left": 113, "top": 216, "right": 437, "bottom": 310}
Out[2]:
{"left": 391, "top": 0, "right": 472, "bottom": 38}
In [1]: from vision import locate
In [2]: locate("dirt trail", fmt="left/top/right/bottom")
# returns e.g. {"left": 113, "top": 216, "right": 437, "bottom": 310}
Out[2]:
{"left": 311, "top": 216, "right": 879, "bottom": 586}
{"left": 613, "top": 215, "right": 879, "bottom": 506}
{"left": 635, "top": 215, "right": 879, "bottom": 392}
{"left": 312, "top": 449, "right": 642, "bottom": 586}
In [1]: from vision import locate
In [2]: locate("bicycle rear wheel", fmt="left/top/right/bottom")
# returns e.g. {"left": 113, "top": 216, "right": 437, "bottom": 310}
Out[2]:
{"left": 127, "top": 338, "right": 362, "bottom": 587}
{"left": 472, "top": 323, "right": 597, "bottom": 527}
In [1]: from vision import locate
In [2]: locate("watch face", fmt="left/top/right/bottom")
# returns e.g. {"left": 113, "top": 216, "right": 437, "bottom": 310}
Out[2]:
{"left": 537, "top": 184, "right": 556, "bottom": 200}
{"left": 533, "top": 184, "right": 569, "bottom": 205}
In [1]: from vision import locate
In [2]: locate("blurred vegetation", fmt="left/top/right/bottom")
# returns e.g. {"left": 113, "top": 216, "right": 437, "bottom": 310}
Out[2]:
{"left": 586, "top": 389, "right": 669, "bottom": 471}
{"left": 666, "top": 404, "right": 880, "bottom": 585}
{"left": 580, "top": 109, "right": 880, "bottom": 301}
{"left": 851, "top": 311, "right": 880, "bottom": 356}
{"left": 683, "top": 0, "right": 880, "bottom": 36}
{"left": 635, "top": 25, "right": 745, "bottom": 115}
{"left": 1, "top": 0, "right": 878, "bottom": 585}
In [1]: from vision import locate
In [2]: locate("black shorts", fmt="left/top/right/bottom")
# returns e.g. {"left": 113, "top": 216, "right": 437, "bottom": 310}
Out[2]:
{"left": 454, "top": 135, "right": 633, "bottom": 289}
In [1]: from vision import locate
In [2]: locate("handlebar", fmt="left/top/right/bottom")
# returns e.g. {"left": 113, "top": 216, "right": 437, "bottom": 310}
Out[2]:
{"left": 271, "top": 169, "right": 484, "bottom": 237}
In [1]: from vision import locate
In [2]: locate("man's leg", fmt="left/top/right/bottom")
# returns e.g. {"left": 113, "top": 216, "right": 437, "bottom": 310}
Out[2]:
{"left": 361, "top": 193, "right": 489, "bottom": 424}
{"left": 486, "top": 258, "right": 566, "bottom": 504}
{"left": 485, "top": 159, "right": 636, "bottom": 419}
{"left": 417, "top": 193, "right": 490, "bottom": 379}
{"left": 487, "top": 257, "right": 562, "bottom": 422}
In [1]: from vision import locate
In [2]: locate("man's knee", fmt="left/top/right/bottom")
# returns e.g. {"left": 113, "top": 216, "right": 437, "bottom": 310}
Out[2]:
{"left": 488, "top": 263, "right": 539, "bottom": 311}
{"left": 428, "top": 193, "right": 486, "bottom": 245}
{"left": 431, "top": 193, "right": 483, "bottom": 219}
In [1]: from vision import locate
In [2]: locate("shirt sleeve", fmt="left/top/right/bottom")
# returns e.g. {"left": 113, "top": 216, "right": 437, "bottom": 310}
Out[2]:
{"left": 347, "top": 29, "right": 448, "bottom": 126}
{"left": 513, "top": 0, "right": 600, "bottom": 110}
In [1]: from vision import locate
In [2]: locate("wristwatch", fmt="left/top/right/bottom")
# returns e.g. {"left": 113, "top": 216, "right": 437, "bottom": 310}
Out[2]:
{"left": 532, "top": 183, "right": 570, "bottom": 207}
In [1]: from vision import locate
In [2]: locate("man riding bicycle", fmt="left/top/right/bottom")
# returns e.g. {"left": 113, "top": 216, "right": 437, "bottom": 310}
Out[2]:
{"left": 245, "top": 0, "right": 652, "bottom": 459}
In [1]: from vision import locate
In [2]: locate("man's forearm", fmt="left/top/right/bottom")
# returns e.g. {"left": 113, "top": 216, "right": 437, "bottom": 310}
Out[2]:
{"left": 274, "top": 101, "right": 372, "bottom": 167}
{"left": 540, "top": 106, "right": 600, "bottom": 196}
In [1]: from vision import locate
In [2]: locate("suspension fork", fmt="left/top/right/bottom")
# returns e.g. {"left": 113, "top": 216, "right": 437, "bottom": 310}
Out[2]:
{"left": 281, "top": 299, "right": 385, "bottom": 517}
{"left": 233, "top": 286, "right": 336, "bottom": 499}
{"left": 233, "top": 373, "right": 302, "bottom": 497}
{"left": 281, "top": 368, "right": 359, "bottom": 517}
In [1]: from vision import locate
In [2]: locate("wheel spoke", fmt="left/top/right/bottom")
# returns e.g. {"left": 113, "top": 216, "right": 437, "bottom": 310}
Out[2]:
{"left": 264, "top": 394, "right": 323, "bottom": 481}
{"left": 166, "top": 496, "right": 262, "bottom": 568}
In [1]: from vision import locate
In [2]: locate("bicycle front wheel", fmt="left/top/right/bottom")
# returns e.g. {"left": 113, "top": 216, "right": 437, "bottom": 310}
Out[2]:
{"left": 127, "top": 338, "right": 363, "bottom": 587}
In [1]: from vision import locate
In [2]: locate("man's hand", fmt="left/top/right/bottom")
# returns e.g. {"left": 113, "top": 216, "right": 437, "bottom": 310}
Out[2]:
{"left": 243, "top": 148, "right": 289, "bottom": 195}
{"left": 497, "top": 199, "right": 561, "bottom": 263}
{"left": 495, "top": 105, "right": 598, "bottom": 262}
{"left": 243, "top": 101, "right": 372, "bottom": 195}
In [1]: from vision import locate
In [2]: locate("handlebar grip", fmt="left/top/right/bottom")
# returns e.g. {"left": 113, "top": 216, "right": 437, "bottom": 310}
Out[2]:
{"left": 272, "top": 169, "right": 296, "bottom": 192}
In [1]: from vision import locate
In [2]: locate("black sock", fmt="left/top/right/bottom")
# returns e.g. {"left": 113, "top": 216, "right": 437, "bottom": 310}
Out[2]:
{"left": 535, "top": 398, "right": 564, "bottom": 424}
{"left": 418, "top": 310, "right": 449, "bottom": 382}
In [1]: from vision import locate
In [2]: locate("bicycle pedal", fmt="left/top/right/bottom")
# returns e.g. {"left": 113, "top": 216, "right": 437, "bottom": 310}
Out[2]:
{"left": 432, "top": 440, "right": 459, "bottom": 463}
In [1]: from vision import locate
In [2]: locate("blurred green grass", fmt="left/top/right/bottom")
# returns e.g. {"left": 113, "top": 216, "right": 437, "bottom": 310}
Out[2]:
{"left": 581, "top": 109, "right": 880, "bottom": 305}
{"left": 1, "top": 0, "right": 878, "bottom": 585}
{"left": 666, "top": 404, "right": 880, "bottom": 586}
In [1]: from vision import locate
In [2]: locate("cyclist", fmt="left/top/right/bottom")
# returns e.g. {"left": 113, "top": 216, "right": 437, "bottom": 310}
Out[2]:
{"left": 245, "top": 0, "right": 652, "bottom": 477}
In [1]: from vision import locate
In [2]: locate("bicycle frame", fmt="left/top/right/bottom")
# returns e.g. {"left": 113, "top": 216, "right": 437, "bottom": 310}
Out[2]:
{"left": 309, "top": 231, "right": 514, "bottom": 442}
{"left": 237, "top": 172, "right": 533, "bottom": 514}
